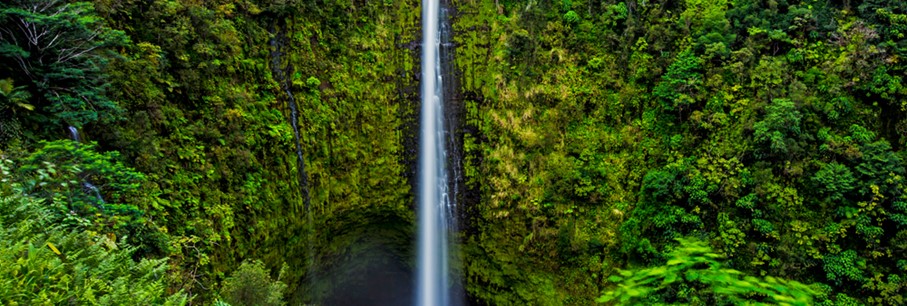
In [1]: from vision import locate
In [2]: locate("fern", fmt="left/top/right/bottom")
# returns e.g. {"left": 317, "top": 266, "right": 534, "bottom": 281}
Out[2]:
{"left": 0, "top": 191, "right": 186, "bottom": 305}
{"left": 599, "top": 237, "right": 817, "bottom": 305}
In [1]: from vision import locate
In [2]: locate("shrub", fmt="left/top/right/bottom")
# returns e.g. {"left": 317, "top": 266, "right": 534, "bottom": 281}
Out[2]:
{"left": 600, "top": 238, "right": 816, "bottom": 305}
{"left": 220, "top": 260, "right": 288, "bottom": 306}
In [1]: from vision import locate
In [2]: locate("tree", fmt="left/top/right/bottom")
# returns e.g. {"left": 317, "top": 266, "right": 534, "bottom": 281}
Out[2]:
{"left": 681, "top": 0, "right": 735, "bottom": 59}
{"left": 653, "top": 49, "right": 704, "bottom": 116}
{"left": 4, "top": 140, "right": 167, "bottom": 257}
{"left": 619, "top": 160, "right": 707, "bottom": 261}
{"left": 753, "top": 98, "right": 802, "bottom": 158}
{"left": 0, "top": 0, "right": 127, "bottom": 128}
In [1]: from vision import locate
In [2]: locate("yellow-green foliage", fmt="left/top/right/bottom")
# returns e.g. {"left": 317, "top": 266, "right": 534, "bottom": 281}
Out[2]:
{"left": 599, "top": 238, "right": 815, "bottom": 305}
{"left": 0, "top": 191, "right": 186, "bottom": 305}
{"left": 83, "top": 0, "right": 419, "bottom": 301}
{"left": 219, "top": 260, "right": 288, "bottom": 306}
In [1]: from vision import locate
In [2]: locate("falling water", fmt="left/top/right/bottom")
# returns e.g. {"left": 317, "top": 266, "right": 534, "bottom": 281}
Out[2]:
{"left": 83, "top": 182, "right": 106, "bottom": 209}
{"left": 68, "top": 126, "right": 105, "bottom": 208}
{"left": 68, "top": 126, "right": 79, "bottom": 142}
{"left": 268, "top": 23, "right": 312, "bottom": 210}
{"left": 267, "top": 22, "right": 317, "bottom": 302}
{"left": 416, "top": 0, "right": 459, "bottom": 305}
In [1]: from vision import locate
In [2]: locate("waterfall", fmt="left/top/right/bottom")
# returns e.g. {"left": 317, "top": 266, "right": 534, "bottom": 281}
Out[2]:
{"left": 83, "top": 182, "right": 106, "bottom": 208}
{"left": 416, "top": 0, "right": 459, "bottom": 305}
{"left": 68, "top": 126, "right": 80, "bottom": 142}
{"left": 68, "top": 126, "right": 105, "bottom": 209}
{"left": 268, "top": 22, "right": 312, "bottom": 210}
{"left": 268, "top": 21, "right": 317, "bottom": 302}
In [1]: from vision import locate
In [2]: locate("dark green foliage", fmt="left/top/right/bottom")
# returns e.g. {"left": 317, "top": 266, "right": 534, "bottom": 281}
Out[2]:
{"left": 893, "top": 201, "right": 907, "bottom": 227}
{"left": 453, "top": 0, "right": 907, "bottom": 304}
{"left": 12, "top": 140, "right": 145, "bottom": 222}
{"left": 0, "top": 0, "right": 127, "bottom": 128}
{"left": 823, "top": 250, "right": 866, "bottom": 286}
{"left": 857, "top": 0, "right": 907, "bottom": 55}
{"left": 14, "top": 140, "right": 144, "bottom": 205}
{"left": 2, "top": 140, "right": 167, "bottom": 257}
{"left": 653, "top": 49, "right": 704, "bottom": 114}
{"left": 620, "top": 160, "right": 706, "bottom": 260}
{"left": 753, "top": 98, "right": 802, "bottom": 157}
{"left": 812, "top": 162, "right": 856, "bottom": 203}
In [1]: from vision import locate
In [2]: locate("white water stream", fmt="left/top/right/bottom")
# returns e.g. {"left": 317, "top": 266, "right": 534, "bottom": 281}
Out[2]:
{"left": 416, "top": 0, "right": 458, "bottom": 305}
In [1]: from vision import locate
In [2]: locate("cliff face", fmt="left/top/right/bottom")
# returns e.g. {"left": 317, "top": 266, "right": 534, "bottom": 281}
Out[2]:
{"left": 2, "top": 0, "right": 907, "bottom": 304}
{"left": 86, "top": 0, "right": 423, "bottom": 303}
{"left": 451, "top": 0, "right": 907, "bottom": 304}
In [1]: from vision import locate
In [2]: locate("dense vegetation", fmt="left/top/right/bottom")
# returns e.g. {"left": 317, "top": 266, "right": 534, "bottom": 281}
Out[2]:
{"left": 1, "top": 0, "right": 906, "bottom": 304}
{"left": 454, "top": 0, "right": 907, "bottom": 304}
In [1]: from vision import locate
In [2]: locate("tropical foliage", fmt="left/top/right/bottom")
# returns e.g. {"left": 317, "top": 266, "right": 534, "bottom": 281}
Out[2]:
{"left": 218, "top": 260, "right": 288, "bottom": 306}
{"left": 0, "top": 183, "right": 185, "bottom": 305}
{"left": 599, "top": 238, "right": 815, "bottom": 305}
{"left": 2, "top": 0, "right": 907, "bottom": 304}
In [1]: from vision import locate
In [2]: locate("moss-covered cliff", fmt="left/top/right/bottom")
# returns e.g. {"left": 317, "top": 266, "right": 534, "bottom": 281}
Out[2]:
{"left": 2, "top": 0, "right": 907, "bottom": 305}
{"left": 2, "top": 0, "right": 422, "bottom": 304}
{"left": 453, "top": 0, "right": 907, "bottom": 304}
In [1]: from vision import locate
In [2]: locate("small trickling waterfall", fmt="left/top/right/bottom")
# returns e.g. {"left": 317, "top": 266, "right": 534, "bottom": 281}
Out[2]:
{"left": 68, "top": 126, "right": 105, "bottom": 209}
{"left": 268, "top": 22, "right": 317, "bottom": 302}
{"left": 68, "top": 126, "right": 80, "bottom": 142}
{"left": 269, "top": 22, "right": 312, "bottom": 210}
{"left": 83, "top": 182, "right": 105, "bottom": 205}
{"left": 416, "top": 0, "right": 460, "bottom": 305}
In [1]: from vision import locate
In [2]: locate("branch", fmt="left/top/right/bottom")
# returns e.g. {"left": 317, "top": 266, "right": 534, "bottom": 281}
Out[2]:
{"left": 15, "top": 18, "right": 39, "bottom": 47}
{"left": 43, "top": 31, "right": 64, "bottom": 51}
{"left": 58, "top": 45, "right": 101, "bottom": 63}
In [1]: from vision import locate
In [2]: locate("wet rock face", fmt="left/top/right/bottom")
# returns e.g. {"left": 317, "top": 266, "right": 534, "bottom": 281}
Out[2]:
{"left": 320, "top": 242, "right": 413, "bottom": 305}
{"left": 301, "top": 207, "right": 416, "bottom": 304}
